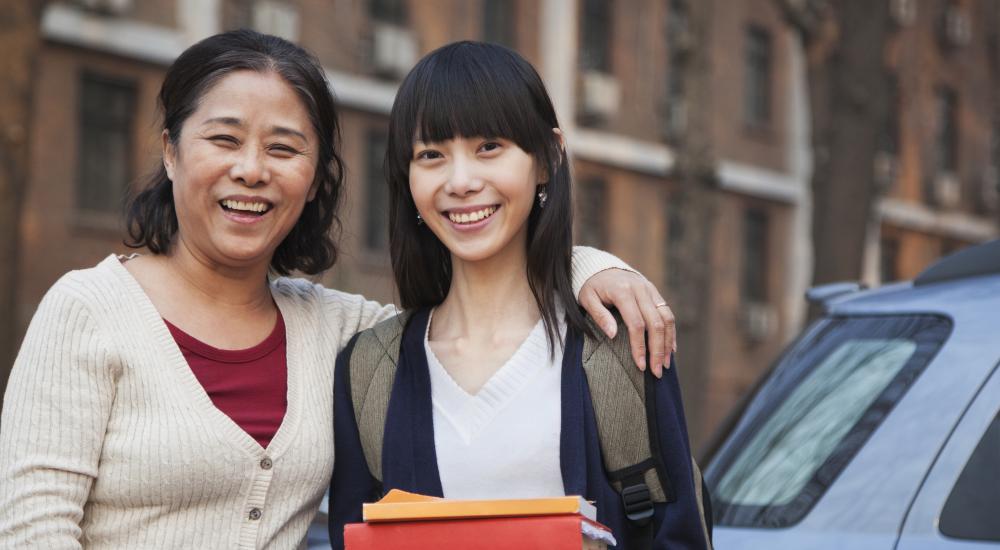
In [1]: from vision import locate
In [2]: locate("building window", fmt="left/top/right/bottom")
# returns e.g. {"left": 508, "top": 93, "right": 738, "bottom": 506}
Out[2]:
{"left": 936, "top": 87, "right": 959, "bottom": 173}
{"left": 880, "top": 236, "right": 900, "bottom": 284}
{"left": 744, "top": 25, "right": 772, "bottom": 128}
{"left": 77, "top": 72, "right": 136, "bottom": 216}
{"left": 664, "top": 0, "right": 688, "bottom": 141}
{"left": 482, "top": 0, "right": 515, "bottom": 47}
{"left": 364, "top": 130, "right": 389, "bottom": 251}
{"left": 370, "top": 0, "right": 407, "bottom": 24}
{"left": 742, "top": 207, "right": 769, "bottom": 303}
{"left": 882, "top": 74, "right": 901, "bottom": 157}
{"left": 577, "top": 177, "right": 608, "bottom": 248}
{"left": 580, "top": 0, "right": 612, "bottom": 72}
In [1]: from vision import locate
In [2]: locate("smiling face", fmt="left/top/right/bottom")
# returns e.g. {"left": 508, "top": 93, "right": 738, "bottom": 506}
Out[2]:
{"left": 409, "top": 136, "right": 543, "bottom": 265}
{"left": 163, "top": 69, "right": 318, "bottom": 271}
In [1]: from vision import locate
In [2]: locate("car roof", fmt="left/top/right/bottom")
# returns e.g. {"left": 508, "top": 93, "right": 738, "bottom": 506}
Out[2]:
{"left": 816, "top": 238, "right": 1000, "bottom": 333}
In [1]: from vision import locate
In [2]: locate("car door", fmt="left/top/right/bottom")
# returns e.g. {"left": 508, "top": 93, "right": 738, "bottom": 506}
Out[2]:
{"left": 896, "top": 358, "right": 1000, "bottom": 550}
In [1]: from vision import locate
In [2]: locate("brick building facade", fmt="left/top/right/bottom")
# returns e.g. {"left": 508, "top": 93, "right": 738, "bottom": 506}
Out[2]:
{"left": 8, "top": 0, "right": 998, "bottom": 447}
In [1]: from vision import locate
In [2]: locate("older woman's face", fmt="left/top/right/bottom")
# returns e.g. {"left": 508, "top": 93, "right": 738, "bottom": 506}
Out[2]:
{"left": 163, "top": 70, "right": 318, "bottom": 271}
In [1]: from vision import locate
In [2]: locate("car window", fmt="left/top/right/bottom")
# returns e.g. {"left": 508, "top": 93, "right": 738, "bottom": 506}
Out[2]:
{"left": 939, "top": 410, "right": 1000, "bottom": 542}
{"left": 707, "top": 315, "right": 951, "bottom": 528}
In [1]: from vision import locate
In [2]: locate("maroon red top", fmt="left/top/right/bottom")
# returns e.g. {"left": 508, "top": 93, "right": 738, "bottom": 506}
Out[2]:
{"left": 164, "top": 312, "right": 287, "bottom": 448}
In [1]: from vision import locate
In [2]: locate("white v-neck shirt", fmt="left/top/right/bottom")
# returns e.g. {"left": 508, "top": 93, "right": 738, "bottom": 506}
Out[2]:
{"left": 425, "top": 311, "right": 567, "bottom": 500}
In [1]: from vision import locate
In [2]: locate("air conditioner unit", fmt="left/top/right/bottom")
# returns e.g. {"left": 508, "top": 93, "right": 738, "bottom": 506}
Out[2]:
{"left": 944, "top": 7, "right": 972, "bottom": 48}
{"left": 580, "top": 70, "right": 621, "bottom": 122}
{"left": 253, "top": 1, "right": 300, "bottom": 42}
{"left": 932, "top": 172, "right": 962, "bottom": 208}
{"left": 889, "top": 0, "right": 917, "bottom": 27}
{"left": 74, "top": 0, "right": 132, "bottom": 15}
{"left": 873, "top": 151, "right": 899, "bottom": 192}
{"left": 741, "top": 302, "right": 777, "bottom": 344}
{"left": 372, "top": 23, "right": 417, "bottom": 79}
{"left": 980, "top": 167, "right": 1000, "bottom": 212}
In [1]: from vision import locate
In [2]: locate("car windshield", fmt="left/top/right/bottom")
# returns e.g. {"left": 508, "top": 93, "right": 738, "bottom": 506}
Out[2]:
{"left": 706, "top": 315, "right": 951, "bottom": 528}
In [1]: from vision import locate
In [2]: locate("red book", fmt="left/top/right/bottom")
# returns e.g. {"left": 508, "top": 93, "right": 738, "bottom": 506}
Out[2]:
{"left": 345, "top": 490, "right": 613, "bottom": 549}
{"left": 344, "top": 514, "right": 609, "bottom": 550}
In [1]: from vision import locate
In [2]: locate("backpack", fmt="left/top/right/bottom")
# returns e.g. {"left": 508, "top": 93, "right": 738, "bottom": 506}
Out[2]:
{"left": 344, "top": 311, "right": 713, "bottom": 547}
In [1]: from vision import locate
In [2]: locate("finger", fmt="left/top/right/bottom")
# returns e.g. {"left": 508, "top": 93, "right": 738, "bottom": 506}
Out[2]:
{"left": 645, "top": 283, "right": 677, "bottom": 366}
{"left": 580, "top": 287, "right": 618, "bottom": 339}
{"left": 614, "top": 292, "right": 647, "bottom": 372}
{"left": 636, "top": 284, "right": 667, "bottom": 378}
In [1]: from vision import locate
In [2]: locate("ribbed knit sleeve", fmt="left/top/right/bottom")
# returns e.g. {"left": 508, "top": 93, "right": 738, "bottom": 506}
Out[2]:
{"left": 0, "top": 283, "right": 119, "bottom": 548}
{"left": 570, "top": 246, "right": 637, "bottom": 299}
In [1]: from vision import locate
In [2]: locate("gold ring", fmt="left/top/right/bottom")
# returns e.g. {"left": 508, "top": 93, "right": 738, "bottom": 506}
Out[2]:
{"left": 655, "top": 302, "right": 669, "bottom": 308}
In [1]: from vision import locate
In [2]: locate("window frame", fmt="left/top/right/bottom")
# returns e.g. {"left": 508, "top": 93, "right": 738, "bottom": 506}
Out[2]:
{"left": 75, "top": 70, "right": 138, "bottom": 223}
{"left": 708, "top": 314, "right": 953, "bottom": 528}
{"left": 743, "top": 24, "right": 773, "bottom": 128}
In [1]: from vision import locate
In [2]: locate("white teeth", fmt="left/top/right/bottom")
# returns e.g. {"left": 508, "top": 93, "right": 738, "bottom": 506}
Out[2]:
{"left": 222, "top": 199, "right": 269, "bottom": 213}
{"left": 448, "top": 206, "right": 497, "bottom": 224}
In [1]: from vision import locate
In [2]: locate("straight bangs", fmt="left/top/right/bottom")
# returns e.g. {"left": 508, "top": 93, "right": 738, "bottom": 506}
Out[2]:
{"left": 388, "top": 42, "right": 558, "bottom": 181}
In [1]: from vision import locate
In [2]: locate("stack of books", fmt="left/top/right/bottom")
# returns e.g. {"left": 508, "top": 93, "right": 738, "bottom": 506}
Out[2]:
{"left": 344, "top": 489, "right": 616, "bottom": 549}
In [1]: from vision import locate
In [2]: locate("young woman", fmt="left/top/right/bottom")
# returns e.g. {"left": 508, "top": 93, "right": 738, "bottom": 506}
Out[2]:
{"left": 0, "top": 31, "right": 674, "bottom": 548}
{"left": 329, "top": 42, "right": 710, "bottom": 549}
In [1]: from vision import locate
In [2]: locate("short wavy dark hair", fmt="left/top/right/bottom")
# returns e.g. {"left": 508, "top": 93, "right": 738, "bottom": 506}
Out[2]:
{"left": 124, "top": 29, "right": 344, "bottom": 275}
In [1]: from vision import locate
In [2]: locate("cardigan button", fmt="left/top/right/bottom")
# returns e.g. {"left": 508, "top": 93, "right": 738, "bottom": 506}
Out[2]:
{"left": 249, "top": 508, "right": 262, "bottom": 521}
{"left": 260, "top": 457, "right": 273, "bottom": 470}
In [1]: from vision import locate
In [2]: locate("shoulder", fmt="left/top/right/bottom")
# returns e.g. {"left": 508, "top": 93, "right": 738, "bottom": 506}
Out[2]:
{"left": 580, "top": 310, "right": 633, "bottom": 367}
{"left": 340, "top": 311, "right": 414, "bottom": 361}
{"left": 40, "top": 255, "right": 131, "bottom": 313}
{"left": 270, "top": 276, "right": 379, "bottom": 312}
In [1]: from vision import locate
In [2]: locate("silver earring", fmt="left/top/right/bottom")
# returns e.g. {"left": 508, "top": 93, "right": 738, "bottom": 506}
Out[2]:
{"left": 537, "top": 187, "right": 548, "bottom": 209}
{"left": 416, "top": 212, "right": 424, "bottom": 225}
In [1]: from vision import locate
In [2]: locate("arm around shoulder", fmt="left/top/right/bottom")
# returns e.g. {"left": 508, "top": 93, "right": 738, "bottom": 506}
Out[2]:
{"left": 0, "top": 284, "right": 119, "bottom": 547}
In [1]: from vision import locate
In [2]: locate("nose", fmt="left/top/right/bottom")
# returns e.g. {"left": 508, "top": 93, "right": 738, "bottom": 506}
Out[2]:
{"left": 229, "top": 146, "right": 270, "bottom": 187}
{"left": 443, "top": 154, "right": 484, "bottom": 197}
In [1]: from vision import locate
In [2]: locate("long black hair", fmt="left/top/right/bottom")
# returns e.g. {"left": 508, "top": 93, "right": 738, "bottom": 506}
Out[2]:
{"left": 124, "top": 29, "right": 345, "bottom": 275}
{"left": 385, "top": 41, "right": 588, "bottom": 347}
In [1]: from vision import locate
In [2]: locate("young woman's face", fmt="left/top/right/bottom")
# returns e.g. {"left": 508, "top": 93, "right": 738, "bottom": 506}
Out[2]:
{"left": 163, "top": 70, "right": 318, "bottom": 270}
{"left": 409, "top": 136, "right": 543, "bottom": 264}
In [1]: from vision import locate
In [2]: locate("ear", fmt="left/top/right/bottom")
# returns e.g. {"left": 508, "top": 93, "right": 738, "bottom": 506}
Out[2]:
{"left": 539, "top": 127, "right": 567, "bottom": 184}
{"left": 552, "top": 127, "right": 566, "bottom": 153}
{"left": 306, "top": 170, "right": 321, "bottom": 202}
{"left": 162, "top": 129, "right": 176, "bottom": 181}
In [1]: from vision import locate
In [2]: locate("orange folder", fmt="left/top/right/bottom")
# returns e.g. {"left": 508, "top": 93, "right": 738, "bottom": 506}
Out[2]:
{"left": 362, "top": 489, "right": 597, "bottom": 522}
{"left": 345, "top": 490, "right": 614, "bottom": 550}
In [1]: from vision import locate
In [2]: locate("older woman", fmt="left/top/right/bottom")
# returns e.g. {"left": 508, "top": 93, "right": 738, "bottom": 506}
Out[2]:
{"left": 0, "top": 30, "right": 675, "bottom": 548}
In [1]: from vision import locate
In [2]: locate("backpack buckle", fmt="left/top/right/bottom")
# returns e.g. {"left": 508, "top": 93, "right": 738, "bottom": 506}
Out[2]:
{"left": 621, "top": 482, "right": 654, "bottom": 525}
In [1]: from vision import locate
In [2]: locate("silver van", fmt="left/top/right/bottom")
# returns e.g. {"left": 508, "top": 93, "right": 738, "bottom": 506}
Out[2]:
{"left": 704, "top": 239, "right": 1000, "bottom": 549}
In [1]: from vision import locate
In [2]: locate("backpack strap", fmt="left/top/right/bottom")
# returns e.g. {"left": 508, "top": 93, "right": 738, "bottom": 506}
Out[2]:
{"left": 347, "top": 311, "right": 412, "bottom": 483}
{"left": 582, "top": 312, "right": 713, "bottom": 548}
{"left": 581, "top": 314, "right": 671, "bottom": 524}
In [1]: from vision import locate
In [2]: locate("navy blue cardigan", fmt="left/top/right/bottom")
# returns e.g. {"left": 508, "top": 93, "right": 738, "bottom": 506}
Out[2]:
{"left": 329, "top": 308, "right": 709, "bottom": 549}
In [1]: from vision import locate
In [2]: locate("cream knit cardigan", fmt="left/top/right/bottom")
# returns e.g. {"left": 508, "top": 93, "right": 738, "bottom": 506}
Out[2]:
{"left": 0, "top": 249, "right": 625, "bottom": 549}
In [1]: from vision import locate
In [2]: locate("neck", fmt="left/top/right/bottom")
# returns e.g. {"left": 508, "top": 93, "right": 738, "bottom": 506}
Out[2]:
{"left": 433, "top": 241, "right": 538, "bottom": 340}
{"left": 159, "top": 236, "right": 275, "bottom": 312}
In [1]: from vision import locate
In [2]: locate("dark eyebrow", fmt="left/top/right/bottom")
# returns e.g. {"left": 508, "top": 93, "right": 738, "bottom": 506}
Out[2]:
{"left": 202, "top": 117, "right": 307, "bottom": 141}
{"left": 271, "top": 126, "right": 308, "bottom": 141}
{"left": 203, "top": 116, "right": 243, "bottom": 127}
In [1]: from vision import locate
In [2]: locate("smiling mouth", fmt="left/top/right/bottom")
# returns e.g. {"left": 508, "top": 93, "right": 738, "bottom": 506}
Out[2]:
{"left": 220, "top": 199, "right": 272, "bottom": 216}
{"left": 446, "top": 206, "right": 498, "bottom": 225}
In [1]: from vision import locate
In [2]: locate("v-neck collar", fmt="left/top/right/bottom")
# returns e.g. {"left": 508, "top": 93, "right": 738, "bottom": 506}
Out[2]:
{"left": 381, "top": 307, "right": 589, "bottom": 498}
{"left": 103, "top": 254, "right": 300, "bottom": 459}
{"left": 424, "top": 309, "right": 551, "bottom": 443}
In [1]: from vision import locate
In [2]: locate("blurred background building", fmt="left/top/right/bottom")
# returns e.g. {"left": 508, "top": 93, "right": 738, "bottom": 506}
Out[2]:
{"left": 1, "top": 0, "right": 998, "bottom": 451}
